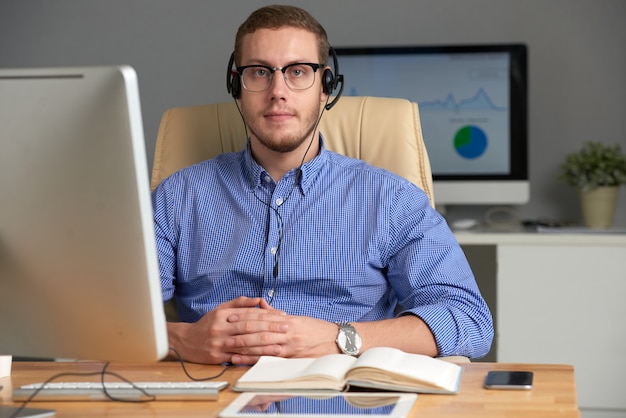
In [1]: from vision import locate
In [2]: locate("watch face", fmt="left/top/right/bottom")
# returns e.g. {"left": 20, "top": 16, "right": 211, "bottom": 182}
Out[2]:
{"left": 338, "top": 328, "right": 362, "bottom": 355}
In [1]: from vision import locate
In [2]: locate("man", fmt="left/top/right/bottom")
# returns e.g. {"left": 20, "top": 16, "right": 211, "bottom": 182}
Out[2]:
{"left": 153, "top": 5, "right": 493, "bottom": 365}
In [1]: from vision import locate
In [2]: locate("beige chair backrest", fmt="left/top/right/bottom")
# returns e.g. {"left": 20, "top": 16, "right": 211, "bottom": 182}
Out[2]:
{"left": 151, "top": 96, "right": 434, "bottom": 206}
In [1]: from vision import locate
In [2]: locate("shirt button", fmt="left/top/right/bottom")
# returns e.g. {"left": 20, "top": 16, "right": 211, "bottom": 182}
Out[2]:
{"left": 275, "top": 197, "right": 283, "bottom": 206}
{"left": 264, "top": 175, "right": 271, "bottom": 183}
{"left": 267, "top": 289, "right": 274, "bottom": 298}
{"left": 270, "top": 247, "right": 278, "bottom": 255}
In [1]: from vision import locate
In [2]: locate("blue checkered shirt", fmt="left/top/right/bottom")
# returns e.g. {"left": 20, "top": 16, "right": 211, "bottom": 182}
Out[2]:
{"left": 152, "top": 139, "right": 493, "bottom": 358}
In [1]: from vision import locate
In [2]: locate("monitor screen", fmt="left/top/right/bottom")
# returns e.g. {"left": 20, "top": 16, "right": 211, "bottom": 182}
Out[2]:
{"left": 335, "top": 44, "right": 529, "bottom": 206}
{"left": 0, "top": 66, "right": 169, "bottom": 362}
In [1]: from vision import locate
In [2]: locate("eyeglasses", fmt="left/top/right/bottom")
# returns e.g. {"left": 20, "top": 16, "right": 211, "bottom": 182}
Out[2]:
{"left": 235, "top": 63, "right": 324, "bottom": 92}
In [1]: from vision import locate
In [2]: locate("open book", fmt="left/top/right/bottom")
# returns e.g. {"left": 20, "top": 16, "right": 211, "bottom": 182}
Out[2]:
{"left": 233, "top": 347, "right": 463, "bottom": 394}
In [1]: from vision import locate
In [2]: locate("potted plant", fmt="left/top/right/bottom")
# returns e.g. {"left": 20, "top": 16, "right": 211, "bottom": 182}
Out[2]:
{"left": 559, "top": 141, "right": 626, "bottom": 228}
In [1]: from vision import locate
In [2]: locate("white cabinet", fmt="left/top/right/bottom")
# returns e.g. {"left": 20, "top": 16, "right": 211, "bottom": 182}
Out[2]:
{"left": 456, "top": 232, "right": 626, "bottom": 416}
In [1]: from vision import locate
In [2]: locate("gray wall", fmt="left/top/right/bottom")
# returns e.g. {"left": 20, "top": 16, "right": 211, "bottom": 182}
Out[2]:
{"left": 2, "top": 0, "right": 625, "bottom": 226}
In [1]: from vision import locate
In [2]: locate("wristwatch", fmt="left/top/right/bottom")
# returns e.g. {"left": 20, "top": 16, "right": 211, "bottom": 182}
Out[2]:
{"left": 335, "top": 322, "right": 362, "bottom": 356}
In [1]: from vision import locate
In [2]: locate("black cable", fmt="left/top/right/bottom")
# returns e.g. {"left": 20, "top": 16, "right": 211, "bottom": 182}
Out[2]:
{"left": 100, "top": 362, "right": 156, "bottom": 403}
{"left": 168, "top": 347, "right": 234, "bottom": 381}
{"left": 9, "top": 370, "right": 107, "bottom": 418}
{"left": 9, "top": 367, "right": 153, "bottom": 418}
{"left": 234, "top": 95, "right": 329, "bottom": 306}
{"left": 9, "top": 355, "right": 233, "bottom": 416}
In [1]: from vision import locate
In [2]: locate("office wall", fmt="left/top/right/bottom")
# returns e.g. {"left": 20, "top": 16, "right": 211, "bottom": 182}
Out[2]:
{"left": 1, "top": 0, "right": 625, "bottom": 226}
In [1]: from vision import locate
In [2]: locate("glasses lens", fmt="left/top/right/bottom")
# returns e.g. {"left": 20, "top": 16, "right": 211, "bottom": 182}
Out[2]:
{"left": 241, "top": 64, "right": 317, "bottom": 92}
{"left": 241, "top": 67, "right": 271, "bottom": 92}
{"left": 282, "top": 64, "right": 316, "bottom": 90}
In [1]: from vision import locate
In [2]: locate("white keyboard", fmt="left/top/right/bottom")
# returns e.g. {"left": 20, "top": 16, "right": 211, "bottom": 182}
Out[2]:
{"left": 13, "top": 380, "right": 229, "bottom": 401}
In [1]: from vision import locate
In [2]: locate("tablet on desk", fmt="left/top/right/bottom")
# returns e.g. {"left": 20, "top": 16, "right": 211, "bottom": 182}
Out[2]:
{"left": 219, "top": 392, "right": 417, "bottom": 418}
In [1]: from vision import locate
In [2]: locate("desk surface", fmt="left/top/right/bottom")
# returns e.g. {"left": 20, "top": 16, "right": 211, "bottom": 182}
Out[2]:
{"left": 1, "top": 361, "right": 579, "bottom": 418}
{"left": 454, "top": 229, "right": 626, "bottom": 245}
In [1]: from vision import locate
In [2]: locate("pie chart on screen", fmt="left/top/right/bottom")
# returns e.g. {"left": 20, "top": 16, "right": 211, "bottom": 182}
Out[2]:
{"left": 453, "top": 125, "right": 488, "bottom": 159}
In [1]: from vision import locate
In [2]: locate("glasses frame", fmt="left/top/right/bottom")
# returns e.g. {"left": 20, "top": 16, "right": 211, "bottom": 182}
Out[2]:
{"left": 235, "top": 63, "right": 324, "bottom": 92}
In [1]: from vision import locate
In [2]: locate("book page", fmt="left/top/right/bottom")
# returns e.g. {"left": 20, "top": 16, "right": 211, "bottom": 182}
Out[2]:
{"left": 347, "top": 347, "right": 461, "bottom": 391}
{"left": 299, "top": 354, "right": 358, "bottom": 381}
{"left": 237, "top": 354, "right": 357, "bottom": 385}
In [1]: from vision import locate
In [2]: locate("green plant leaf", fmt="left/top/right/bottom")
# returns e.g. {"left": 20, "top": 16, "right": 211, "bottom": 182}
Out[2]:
{"left": 559, "top": 141, "right": 626, "bottom": 190}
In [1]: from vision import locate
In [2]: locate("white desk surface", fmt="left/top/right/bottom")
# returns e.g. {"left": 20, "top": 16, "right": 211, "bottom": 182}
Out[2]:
{"left": 453, "top": 228, "right": 626, "bottom": 246}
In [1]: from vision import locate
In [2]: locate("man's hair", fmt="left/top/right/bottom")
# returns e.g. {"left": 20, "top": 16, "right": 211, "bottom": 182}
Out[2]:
{"left": 233, "top": 5, "right": 330, "bottom": 66}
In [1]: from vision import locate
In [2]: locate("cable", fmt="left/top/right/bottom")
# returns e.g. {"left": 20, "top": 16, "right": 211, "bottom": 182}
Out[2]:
{"left": 100, "top": 362, "right": 156, "bottom": 402}
{"left": 9, "top": 367, "right": 153, "bottom": 417}
{"left": 9, "top": 355, "right": 233, "bottom": 416}
{"left": 235, "top": 95, "right": 329, "bottom": 305}
{"left": 9, "top": 370, "right": 107, "bottom": 417}
{"left": 168, "top": 348, "right": 234, "bottom": 381}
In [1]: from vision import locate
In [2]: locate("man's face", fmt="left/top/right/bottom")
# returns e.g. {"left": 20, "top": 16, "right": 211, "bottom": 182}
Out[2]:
{"left": 238, "top": 27, "right": 328, "bottom": 154}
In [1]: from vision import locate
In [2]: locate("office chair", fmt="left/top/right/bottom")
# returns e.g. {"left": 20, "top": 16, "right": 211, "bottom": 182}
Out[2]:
{"left": 151, "top": 96, "right": 434, "bottom": 206}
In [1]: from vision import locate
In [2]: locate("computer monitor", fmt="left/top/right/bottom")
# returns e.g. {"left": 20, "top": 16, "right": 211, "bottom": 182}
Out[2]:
{"left": 0, "top": 66, "right": 169, "bottom": 362}
{"left": 335, "top": 44, "right": 529, "bottom": 208}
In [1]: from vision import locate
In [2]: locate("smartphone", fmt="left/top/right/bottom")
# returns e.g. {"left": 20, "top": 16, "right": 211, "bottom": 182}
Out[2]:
{"left": 484, "top": 371, "right": 533, "bottom": 390}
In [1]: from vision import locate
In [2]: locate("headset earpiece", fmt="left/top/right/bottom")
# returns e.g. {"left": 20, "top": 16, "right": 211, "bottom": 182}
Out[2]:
{"left": 226, "top": 52, "right": 241, "bottom": 99}
{"left": 324, "top": 47, "right": 344, "bottom": 110}
{"left": 230, "top": 74, "right": 241, "bottom": 99}
{"left": 322, "top": 68, "right": 334, "bottom": 95}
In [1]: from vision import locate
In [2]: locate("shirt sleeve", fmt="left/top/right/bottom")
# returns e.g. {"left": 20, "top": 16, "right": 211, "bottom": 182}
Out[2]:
{"left": 385, "top": 184, "right": 494, "bottom": 359}
{"left": 151, "top": 179, "right": 179, "bottom": 303}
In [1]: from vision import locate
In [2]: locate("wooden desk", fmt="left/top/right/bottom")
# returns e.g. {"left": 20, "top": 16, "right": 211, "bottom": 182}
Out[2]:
{"left": 457, "top": 231, "right": 626, "bottom": 411}
{"left": 1, "top": 361, "right": 580, "bottom": 417}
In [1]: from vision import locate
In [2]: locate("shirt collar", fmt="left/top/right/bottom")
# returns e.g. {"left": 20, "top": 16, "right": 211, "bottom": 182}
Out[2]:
{"left": 242, "top": 135, "right": 330, "bottom": 196}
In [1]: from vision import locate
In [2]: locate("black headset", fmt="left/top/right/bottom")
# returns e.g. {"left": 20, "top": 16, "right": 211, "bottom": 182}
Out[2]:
{"left": 226, "top": 47, "right": 344, "bottom": 110}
